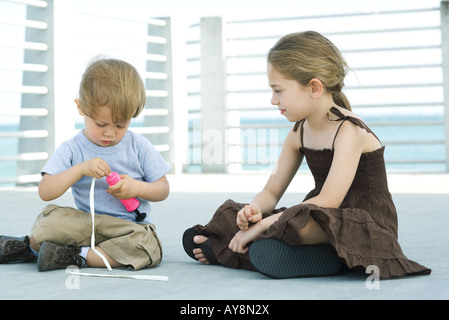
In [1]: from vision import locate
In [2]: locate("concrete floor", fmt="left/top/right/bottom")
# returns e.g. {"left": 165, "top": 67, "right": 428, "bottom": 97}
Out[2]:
{"left": 0, "top": 173, "right": 447, "bottom": 302}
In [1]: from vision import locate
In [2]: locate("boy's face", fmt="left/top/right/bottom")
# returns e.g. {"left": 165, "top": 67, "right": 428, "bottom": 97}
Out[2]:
{"left": 76, "top": 99, "right": 131, "bottom": 147}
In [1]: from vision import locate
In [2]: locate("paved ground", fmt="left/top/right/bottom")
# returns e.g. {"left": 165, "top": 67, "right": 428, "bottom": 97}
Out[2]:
{"left": 0, "top": 173, "right": 448, "bottom": 302}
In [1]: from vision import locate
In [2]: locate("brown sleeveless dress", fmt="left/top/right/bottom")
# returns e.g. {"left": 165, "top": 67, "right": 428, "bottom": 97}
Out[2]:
{"left": 192, "top": 107, "right": 431, "bottom": 278}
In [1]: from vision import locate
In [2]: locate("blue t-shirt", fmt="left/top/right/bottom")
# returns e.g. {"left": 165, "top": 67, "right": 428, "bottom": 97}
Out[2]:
{"left": 41, "top": 130, "right": 171, "bottom": 223}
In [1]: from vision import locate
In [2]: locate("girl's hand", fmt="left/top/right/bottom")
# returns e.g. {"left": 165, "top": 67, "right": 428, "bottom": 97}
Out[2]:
{"left": 80, "top": 157, "right": 111, "bottom": 179}
{"left": 237, "top": 204, "right": 262, "bottom": 230}
{"left": 229, "top": 224, "right": 264, "bottom": 254}
{"left": 107, "top": 174, "right": 138, "bottom": 199}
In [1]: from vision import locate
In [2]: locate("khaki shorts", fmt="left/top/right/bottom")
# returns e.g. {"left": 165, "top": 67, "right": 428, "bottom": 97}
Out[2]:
{"left": 31, "top": 204, "right": 162, "bottom": 270}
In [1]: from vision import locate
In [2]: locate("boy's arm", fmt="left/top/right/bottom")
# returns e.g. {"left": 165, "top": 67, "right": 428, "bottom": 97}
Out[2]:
{"left": 38, "top": 157, "right": 111, "bottom": 201}
{"left": 107, "top": 174, "right": 169, "bottom": 202}
{"left": 136, "top": 175, "right": 170, "bottom": 202}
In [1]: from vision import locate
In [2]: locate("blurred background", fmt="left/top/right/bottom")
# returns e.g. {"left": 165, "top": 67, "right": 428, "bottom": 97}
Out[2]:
{"left": 0, "top": 0, "right": 447, "bottom": 188}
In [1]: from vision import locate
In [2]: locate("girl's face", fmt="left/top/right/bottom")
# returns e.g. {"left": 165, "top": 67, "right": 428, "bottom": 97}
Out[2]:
{"left": 76, "top": 100, "right": 130, "bottom": 147}
{"left": 267, "top": 63, "right": 312, "bottom": 122}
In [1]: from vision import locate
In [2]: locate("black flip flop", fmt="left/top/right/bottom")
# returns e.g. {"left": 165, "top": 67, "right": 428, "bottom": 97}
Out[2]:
{"left": 182, "top": 227, "right": 201, "bottom": 260}
{"left": 182, "top": 228, "right": 221, "bottom": 265}
{"left": 249, "top": 239, "right": 342, "bottom": 279}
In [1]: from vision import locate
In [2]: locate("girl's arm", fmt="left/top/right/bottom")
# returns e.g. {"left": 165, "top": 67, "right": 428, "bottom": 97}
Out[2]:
{"left": 237, "top": 127, "right": 303, "bottom": 230}
{"left": 229, "top": 127, "right": 303, "bottom": 253}
{"left": 38, "top": 157, "right": 111, "bottom": 201}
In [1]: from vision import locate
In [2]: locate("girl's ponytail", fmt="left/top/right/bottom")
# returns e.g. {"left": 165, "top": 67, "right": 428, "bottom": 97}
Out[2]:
{"left": 332, "top": 92, "right": 351, "bottom": 111}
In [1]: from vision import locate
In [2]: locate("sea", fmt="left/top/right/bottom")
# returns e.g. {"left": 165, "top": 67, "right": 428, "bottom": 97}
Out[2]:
{"left": 0, "top": 109, "right": 446, "bottom": 188}
{"left": 186, "top": 110, "right": 446, "bottom": 174}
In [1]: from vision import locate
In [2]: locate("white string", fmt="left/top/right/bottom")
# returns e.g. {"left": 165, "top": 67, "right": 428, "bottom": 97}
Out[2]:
{"left": 86, "top": 177, "right": 169, "bottom": 281}
{"left": 90, "top": 177, "right": 112, "bottom": 271}
{"left": 70, "top": 271, "right": 169, "bottom": 282}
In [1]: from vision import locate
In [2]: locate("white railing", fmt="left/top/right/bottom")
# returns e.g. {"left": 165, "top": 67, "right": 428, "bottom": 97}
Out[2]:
{"left": 1, "top": 1, "right": 449, "bottom": 188}
{"left": 0, "top": 0, "right": 175, "bottom": 186}
{"left": 0, "top": 0, "right": 52, "bottom": 185}
{"left": 186, "top": 4, "right": 449, "bottom": 173}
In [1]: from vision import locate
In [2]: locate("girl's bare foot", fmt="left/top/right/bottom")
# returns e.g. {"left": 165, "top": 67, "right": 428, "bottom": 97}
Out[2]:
{"left": 193, "top": 235, "right": 210, "bottom": 264}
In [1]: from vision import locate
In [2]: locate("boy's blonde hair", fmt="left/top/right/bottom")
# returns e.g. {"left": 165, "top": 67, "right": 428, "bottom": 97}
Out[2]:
{"left": 78, "top": 58, "right": 146, "bottom": 123}
{"left": 268, "top": 31, "right": 351, "bottom": 111}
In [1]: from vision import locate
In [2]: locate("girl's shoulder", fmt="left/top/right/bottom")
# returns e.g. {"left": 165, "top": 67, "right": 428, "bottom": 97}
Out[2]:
{"left": 328, "top": 106, "right": 362, "bottom": 122}
{"left": 329, "top": 107, "right": 382, "bottom": 153}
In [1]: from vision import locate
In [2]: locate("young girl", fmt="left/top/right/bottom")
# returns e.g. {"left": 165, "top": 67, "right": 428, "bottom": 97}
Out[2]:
{"left": 183, "top": 31, "right": 431, "bottom": 279}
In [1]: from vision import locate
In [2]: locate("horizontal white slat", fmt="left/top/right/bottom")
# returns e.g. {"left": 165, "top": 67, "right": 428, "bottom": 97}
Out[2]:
{"left": 6, "top": 0, "right": 47, "bottom": 8}
{"left": 154, "top": 144, "right": 170, "bottom": 152}
{"left": 146, "top": 90, "right": 168, "bottom": 98}
{"left": 129, "top": 127, "right": 170, "bottom": 134}
{"left": 0, "top": 130, "right": 48, "bottom": 138}
{"left": 0, "top": 63, "right": 48, "bottom": 72}
{"left": 0, "top": 40, "right": 48, "bottom": 51}
{"left": 145, "top": 54, "right": 167, "bottom": 62}
{"left": 141, "top": 108, "right": 169, "bottom": 116}
{"left": 0, "top": 108, "right": 48, "bottom": 116}
{"left": 146, "top": 35, "right": 167, "bottom": 44}
{"left": 0, "top": 152, "right": 49, "bottom": 161}
{"left": 144, "top": 72, "right": 168, "bottom": 80}
{"left": 76, "top": 10, "right": 166, "bottom": 27}
{"left": 0, "top": 174, "right": 41, "bottom": 185}
{"left": 0, "top": 85, "right": 48, "bottom": 94}
{"left": 0, "top": 18, "right": 47, "bottom": 29}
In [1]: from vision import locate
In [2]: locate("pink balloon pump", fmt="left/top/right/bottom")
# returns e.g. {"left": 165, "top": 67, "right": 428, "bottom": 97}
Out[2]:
{"left": 106, "top": 172, "right": 147, "bottom": 222}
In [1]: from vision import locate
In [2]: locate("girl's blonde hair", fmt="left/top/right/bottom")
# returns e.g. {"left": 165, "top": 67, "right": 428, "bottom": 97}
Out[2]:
{"left": 268, "top": 31, "right": 351, "bottom": 111}
{"left": 78, "top": 58, "right": 146, "bottom": 123}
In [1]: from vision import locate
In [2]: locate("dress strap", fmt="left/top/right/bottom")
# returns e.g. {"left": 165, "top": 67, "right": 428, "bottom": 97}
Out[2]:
{"left": 293, "top": 121, "right": 301, "bottom": 132}
{"left": 328, "top": 106, "right": 381, "bottom": 149}
{"left": 292, "top": 119, "right": 306, "bottom": 147}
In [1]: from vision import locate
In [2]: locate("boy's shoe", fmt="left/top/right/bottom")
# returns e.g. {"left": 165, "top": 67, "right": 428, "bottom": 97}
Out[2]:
{"left": 37, "top": 241, "right": 85, "bottom": 271}
{"left": 0, "top": 235, "right": 37, "bottom": 263}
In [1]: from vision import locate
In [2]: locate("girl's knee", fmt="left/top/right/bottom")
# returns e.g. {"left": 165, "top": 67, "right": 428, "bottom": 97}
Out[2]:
{"left": 298, "top": 217, "right": 329, "bottom": 245}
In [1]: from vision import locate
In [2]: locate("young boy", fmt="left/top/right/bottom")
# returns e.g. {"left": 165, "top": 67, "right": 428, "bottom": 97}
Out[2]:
{"left": 0, "top": 58, "right": 170, "bottom": 271}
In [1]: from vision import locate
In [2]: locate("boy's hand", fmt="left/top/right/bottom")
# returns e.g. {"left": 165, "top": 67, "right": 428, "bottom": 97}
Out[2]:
{"left": 107, "top": 174, "right": 137, "bottom": 199}
{"left": 236, "top": 204, "right": 262, "bottom": 230}
{"left": 81, "top": 157, "right": 111, "bottom": 179}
